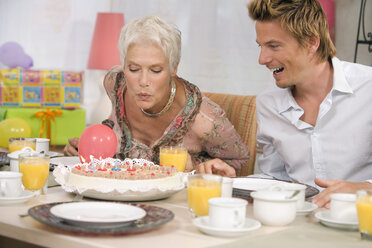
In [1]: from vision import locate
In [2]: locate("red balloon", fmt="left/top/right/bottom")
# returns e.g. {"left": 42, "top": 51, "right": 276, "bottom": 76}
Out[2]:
{"left": 78, "top": 124, "right": 117, "bottom": 163}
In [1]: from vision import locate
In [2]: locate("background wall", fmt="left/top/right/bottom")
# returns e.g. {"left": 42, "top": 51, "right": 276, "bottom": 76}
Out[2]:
{"left": 335, "top": 0, "right": 372, "bottom": 66}
{"left": 0, "top": 0, "right": 371, "bottom": 124}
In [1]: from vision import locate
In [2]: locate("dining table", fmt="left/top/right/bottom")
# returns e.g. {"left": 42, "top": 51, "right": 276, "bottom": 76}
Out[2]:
{"left": 0, "top": 179, "right": 370, "bottom": 248}
{"left": 0, "top": 148, "right": 371, "bottom": 248}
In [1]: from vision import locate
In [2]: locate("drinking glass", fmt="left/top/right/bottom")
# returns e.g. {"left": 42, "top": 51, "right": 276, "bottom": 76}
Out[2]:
{"left": 18, "top": 153, "right": 50, "bottom": 195}
{"left": 159, "top": 146, "right": 187, "bottom": 172}
{"left": 187, "top": 174, "right": 222, "bottom": 218}
{"left": 356, "top": 190, "right": 372, "bottom": 240}
{"left": 8, "top": 138, "right": 36, "bottom": 153}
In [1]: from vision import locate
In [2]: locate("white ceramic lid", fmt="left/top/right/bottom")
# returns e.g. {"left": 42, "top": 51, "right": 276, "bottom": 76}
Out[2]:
{"left": 330, "top": 193, "right": 356, "bottom": 202}
{"left": 0, "top": 171, "right": 22, "bottom": 178}
{"left": 251, "top": 190, "right": 298, "bottom": 202}
{"left": 7, "top": 147, "right": 36, "bottom": 160}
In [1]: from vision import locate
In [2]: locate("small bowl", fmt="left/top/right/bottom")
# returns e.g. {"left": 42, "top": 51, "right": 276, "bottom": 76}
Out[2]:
{"left": 269, "top": 183, "right": 307, "bottom": 210}
{"left": 251, "top": 190, "right": 297, "bottom": 226}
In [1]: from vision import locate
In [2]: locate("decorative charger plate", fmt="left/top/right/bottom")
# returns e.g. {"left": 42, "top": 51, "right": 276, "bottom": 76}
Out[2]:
{"left": 232, "top": 177, "right": 319, "bottom": 202}
{"left": 52, "top": 157, "right": 185, "bottom": 201}
{"left": 28, "top": 201, "right": 174, "bottom": 236}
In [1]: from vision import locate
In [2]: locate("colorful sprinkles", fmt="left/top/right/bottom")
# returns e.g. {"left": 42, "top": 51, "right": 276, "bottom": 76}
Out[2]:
{"left": 71, "top": 157, "right": 179, "bottom": 180}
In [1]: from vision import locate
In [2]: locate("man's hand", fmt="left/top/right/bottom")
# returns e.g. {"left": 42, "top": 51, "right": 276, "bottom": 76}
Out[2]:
{"left": 312, "top": 178, "right": 372, "bottom": 208}
{"left": 196, "top": 159, "right": 236, "bottom": 177}
{"left": 63, "top": 137, "right": 79, "bottom": 156}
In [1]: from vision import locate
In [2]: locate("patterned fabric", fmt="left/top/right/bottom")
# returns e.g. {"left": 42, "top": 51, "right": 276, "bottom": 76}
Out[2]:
{"left": 204, "top": 92, "right": 257, "bottom": 176}
{"left": 0, "top": 68, "right": 83, "bottom": 108}
{"left": 103, "top": 66, "right": 249, "bottom": 172}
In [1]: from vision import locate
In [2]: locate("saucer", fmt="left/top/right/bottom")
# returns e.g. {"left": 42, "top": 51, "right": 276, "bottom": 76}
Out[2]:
{"left": 192, "top": 216, "right": 261, "bottom": 238}
{"left": 296, "top": 202, "right": 318, "bottom": 215}
{"left": 0, "top": 190, "right": 35, "bottom": 205}
{"left": 315, "top": 210, "right": 359, "bottom": 231}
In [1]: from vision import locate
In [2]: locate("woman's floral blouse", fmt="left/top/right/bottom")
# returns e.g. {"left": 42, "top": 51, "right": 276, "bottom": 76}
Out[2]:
{"left": 103, "top": 66, "right": 249, "bottom": 171}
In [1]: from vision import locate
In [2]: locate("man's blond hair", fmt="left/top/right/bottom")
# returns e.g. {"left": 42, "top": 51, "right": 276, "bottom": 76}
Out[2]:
{"left": 248, "top": 0, "right": 336, "bottom": 62}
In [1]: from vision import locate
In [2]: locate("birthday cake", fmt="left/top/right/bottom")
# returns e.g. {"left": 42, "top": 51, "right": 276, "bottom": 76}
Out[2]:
{"left": 66, "top": 158, "right": 183, "bottom": 190}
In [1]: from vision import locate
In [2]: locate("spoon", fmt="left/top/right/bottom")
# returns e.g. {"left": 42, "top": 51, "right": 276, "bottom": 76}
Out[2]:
{"left": 285, "top": 190, "right": 300, "bottom": 199}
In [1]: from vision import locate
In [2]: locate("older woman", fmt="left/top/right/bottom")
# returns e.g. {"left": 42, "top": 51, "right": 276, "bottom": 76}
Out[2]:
{"left": 64, "top": 15, "right": 249, "bottom": 177}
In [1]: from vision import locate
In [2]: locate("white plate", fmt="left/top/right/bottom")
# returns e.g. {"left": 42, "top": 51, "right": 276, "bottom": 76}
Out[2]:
{"left": 0, "top": 190, "right": 35, "bottom": 205}
{"left": 315, "top": 210, "right": 359, "bottom": 231}
{"left": 296, "top": 202, "right": 318, "bottom": 215}
{"left": 193, "top": 216, "right": 261, "bottom": 238}
{"left": 232, "top": 178, "right": 319, "bottom": 200}
{"left": 50, "top": 202, "right": 146, "bottom": 227}
{"left": 47, "top": 151, "right": 63, "bottom": 158}
{"left": 233, "top": 178, "right": 296, "bottom": 191}
{"left": 50, "top": 156, "right": 80, "bottom": 167}
{"left": 79, "top": 188, "right": 184, "bottom": 201}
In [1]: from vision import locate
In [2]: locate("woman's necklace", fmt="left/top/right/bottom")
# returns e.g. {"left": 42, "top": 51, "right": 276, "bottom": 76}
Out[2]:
{"left": 141, "top": 79, "right": 176, "bottom": 118}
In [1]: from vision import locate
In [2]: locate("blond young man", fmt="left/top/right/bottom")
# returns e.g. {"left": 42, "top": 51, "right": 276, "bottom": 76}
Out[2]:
{"left": 248, "top": 0, "right": 372, "bottom": 208}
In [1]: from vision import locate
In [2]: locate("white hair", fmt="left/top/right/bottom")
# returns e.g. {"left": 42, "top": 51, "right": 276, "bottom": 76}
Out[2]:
{"left": 118, "top": 15, "right": 181, "bottom": 72}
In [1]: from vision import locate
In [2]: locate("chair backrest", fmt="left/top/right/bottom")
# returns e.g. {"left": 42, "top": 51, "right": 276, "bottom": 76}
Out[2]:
{"left": 203, "top": 92, "right": 257, "bottom": 176}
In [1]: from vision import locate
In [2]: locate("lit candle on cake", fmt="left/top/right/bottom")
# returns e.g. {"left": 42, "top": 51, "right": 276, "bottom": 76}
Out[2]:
{"left": 98, "top": 157, "right": 107, "bottom": 171}
{"left": 89, "top": 155, "right": 97, "bottom": 172}
{"left": 90, "top": 155, "right": 95, "bottom": 167}
{"left": 112, "top": 159, "right": 121, "bottom": 171}
{"left": 99, "top": 156, "right": 104, "bottom": 170}
{"left": 129, "top": 160, "right": 133, "bottom": 170}
{"left": 127, "top": 160, "right": 136, "bottom": 172}
{"left": 80, "top": 156, "right": 89, "bottom": 171}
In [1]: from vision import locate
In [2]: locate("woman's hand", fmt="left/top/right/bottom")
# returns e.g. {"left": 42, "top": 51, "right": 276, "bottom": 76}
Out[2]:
{"left": 197, "top": 159, "right": 236, "bottom": 177}
{"left": 63, "top": 137, "right": 79, "bottom": 156}
{"left": 185, "top": 152, "right": 195, "bottom": 172}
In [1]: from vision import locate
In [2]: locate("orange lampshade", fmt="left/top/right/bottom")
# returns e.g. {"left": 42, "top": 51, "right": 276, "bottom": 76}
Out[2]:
{"left": 87, "top": 13, "right": 124, "bottom": 70}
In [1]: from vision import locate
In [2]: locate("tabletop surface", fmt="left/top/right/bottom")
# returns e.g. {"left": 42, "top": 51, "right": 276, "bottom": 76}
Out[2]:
{"left": 0, "top": 185, "right": 370, "bottom": 248}
{"left": 0, "top": 148, "right": 370, "bottom": 248}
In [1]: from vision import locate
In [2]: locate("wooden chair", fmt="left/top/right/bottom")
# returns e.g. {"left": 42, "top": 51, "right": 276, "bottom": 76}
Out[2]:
{"left": 203, "top": 92, "right": 257, "bottom": 176}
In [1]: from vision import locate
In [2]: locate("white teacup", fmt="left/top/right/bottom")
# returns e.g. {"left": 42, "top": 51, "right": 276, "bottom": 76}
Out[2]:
{"left": 221, "top": 177, "right": 233, "bottom": 198}
{"left": 36, "top": 138, "right": 50, "bottom": 154}
{"left": 208, "top": 197, "right": 247, "bottom": 228}
{"left": 330, "top": 193, "right": 357, "bottom": 222}
{"left": 0, "top": 171, "right": 23, "bottom": 197}
{"left": 251, "top": 190, "right": 297, "bottom": 226}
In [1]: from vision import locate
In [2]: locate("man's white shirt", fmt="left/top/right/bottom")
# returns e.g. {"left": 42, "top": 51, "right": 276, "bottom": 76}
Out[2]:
{"left": 256, "top": 57, "right": 372, "bottom": 189}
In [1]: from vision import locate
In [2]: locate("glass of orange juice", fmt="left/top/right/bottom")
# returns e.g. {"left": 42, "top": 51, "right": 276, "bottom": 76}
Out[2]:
{"left": 9, "top": 138, "right": 36, "bottom": 153}
{"left": 187, "top": 174, "right": 222, "bottom": 218}
{"left": 357, "top": 190, "right": 372, "bottom": 240}
{"left": 18, "top": 153, "right": 50, "bottom": 195}
{"left": 160, "top": 146, "right": 187, "bottom": 172}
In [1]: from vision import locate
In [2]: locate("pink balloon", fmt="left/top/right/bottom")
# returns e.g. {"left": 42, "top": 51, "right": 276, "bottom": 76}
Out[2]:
{"left": 78, "top": 124, "right": 117, "bottom": 163}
